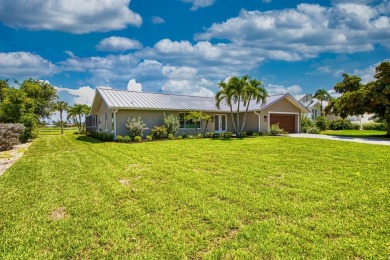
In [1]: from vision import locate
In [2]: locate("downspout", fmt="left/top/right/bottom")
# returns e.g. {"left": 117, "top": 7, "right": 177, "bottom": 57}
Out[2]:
{"left": 254, "top": 111, "right": 261, "bottom": 133}
{"left": 113, "top": 109, "right": 118, "bottom": 139}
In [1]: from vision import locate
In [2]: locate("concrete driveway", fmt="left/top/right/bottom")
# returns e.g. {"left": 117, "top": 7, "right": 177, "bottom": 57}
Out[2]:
{"left": 288, "top": 133, "right": 390, "bottom": 146}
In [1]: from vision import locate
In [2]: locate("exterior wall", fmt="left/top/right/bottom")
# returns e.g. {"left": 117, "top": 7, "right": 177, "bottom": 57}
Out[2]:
{"left": 259, "top": 98, "right": 301, "bottom": 133}
{"left": 95, "top": 100, "right": 114, "bottom": 134}
{"left": 239, "top": 112, "right": 260, "bottom": 132}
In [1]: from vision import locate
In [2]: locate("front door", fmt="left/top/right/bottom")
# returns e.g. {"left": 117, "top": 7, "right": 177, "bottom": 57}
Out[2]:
{"left": 214, "top": 114, "right": 227, "bottom": 133}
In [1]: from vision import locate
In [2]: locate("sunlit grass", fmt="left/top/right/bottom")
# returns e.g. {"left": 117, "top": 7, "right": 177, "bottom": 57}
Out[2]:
{"left": 38, "top": 127, "right": 79, "bottom": 135}
{"left": 322, "top": 129, "right": 387, "bottom": 137}
{"left": 0, "top": 135, "right": 389, "bottom": 258}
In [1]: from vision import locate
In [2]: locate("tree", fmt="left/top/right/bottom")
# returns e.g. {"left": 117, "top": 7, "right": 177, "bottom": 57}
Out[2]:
{"left": 240, "top": 78, "right": 267, "bottom": 133}
{"left": 67, "top": 104, "right": 90, "bottom": 132}
{"left": 184, "top": 111, "right": 211, "bottom": 134}
{"left": 0, "top": 79, "right": 10, "bottom": 102}
{"left": 19, "top": 79, "right": 57, "bottom": 121}
{"left": 216, "top": 80, "right": 238, "bottom": 134}
{"left": 54, "top": 101, "right": 68, "bottom": 135}
{"left": 313, "top": 89, "right": 331, "bottom": 116}
{"left": 228, "top": 75, "right": 250, "bottom": 136}
{"left": 163, "top": 113, "right": 180, "bottom": 137}
{"left": 326, "top": 61, "right": 390, "bottom": 136}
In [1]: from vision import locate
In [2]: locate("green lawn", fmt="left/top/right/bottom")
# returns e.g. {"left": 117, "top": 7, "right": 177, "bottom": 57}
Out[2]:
{"left": 0, "top": 135, "right": 389, "bottom": 258}
{"left": 322, "top": 129, "right": 387, "bottom": 138}
{"left": 38, "top": 127, "right": 79, "bottom": 136}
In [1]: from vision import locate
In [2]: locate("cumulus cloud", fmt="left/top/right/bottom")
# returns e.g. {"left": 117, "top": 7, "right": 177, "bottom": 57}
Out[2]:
{"left": 181, "top": 0, "right": 215, "bottom": 11}
{"left": 152, "top": 16, "right": 165, "bottom": 24}
{"left": 0, "top": 52, "right": 59, "bottom": 78}
{"left": 161, "top": 80, "right": 214, "bottom": 97}
{"left": 266, "top": 84, "right": 303, "bottom": 96}
{"left": 56, "top": 86, "right": 95, "bottom": 105}
{"left": 0, "top": 0, "right": 142, "bottom": 33}
{"left": 97, "top": 37, "right": 143, "bottom": 52}
{"left": 127, "top": 79, "right": 142, "bottom": 91}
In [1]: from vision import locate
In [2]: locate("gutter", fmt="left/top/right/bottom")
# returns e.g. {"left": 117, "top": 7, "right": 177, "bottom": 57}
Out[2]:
{"left": 254, "top": 111, "right": 261, "bottom": 132}
{"left": 113, "top": 109, "right": 118, "bottom": 139}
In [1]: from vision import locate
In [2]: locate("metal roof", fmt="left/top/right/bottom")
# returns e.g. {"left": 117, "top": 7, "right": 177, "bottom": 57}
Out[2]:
{"left": 95, "top": 88, "right": 305, "bottom": 112}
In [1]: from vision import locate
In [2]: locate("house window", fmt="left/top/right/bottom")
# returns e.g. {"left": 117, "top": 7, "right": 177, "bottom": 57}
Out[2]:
{"left": 179, "top": 113, "right": 201, "bottom": 129}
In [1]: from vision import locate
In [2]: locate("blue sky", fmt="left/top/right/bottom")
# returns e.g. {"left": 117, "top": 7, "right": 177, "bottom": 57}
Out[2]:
{"left": 0, "top": 0, "right": 389, "bottom": 106}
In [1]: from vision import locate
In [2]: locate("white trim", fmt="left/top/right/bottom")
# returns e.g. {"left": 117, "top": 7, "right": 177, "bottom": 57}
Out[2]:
{"left": 113, "top": 109, "right": 118, "bottom": 138}
{"left": 214, "top": 114, "right": 227, "bottom": 133}
{"left": 254, "top": 111, "right": 261, "bottom": 132}
{"left": 268, "top": 111, "right": 300, "bottom": 133}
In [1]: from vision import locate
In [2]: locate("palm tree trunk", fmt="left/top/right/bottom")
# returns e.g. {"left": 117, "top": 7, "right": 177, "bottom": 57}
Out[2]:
{"left": 236, "top": 97, "right": 241, "bottom": 136}
{"left": 78, "top": 114, "right": 82, "bottom": 132}
{"left": 320, "top": 100, "right": 323, "bottom": 116}
{"left": 60, "top": 109, "right": 64, "bottom": 135}
{"left": 229, "top": 107, "right": 237, "bottom": 134}
{"left": 203, "top": 120, "right": 209, "bottom": 134}
{"left": 240, "top": 101, "right": 251, "bottom": 133}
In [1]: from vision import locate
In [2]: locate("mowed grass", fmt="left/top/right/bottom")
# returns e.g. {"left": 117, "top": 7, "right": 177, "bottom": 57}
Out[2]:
{"left": 0, "top": 135, "right": 389, "bottom": 259}
{"left": 322, "top": 129, "right": 387, "bottom": 138}
{"left": 38, "top": 127, "right": 79, "bottom": 136}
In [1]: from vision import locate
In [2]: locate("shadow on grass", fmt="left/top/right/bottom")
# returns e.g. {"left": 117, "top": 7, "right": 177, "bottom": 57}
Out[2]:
{"left": 76, "top": 135, "right": 103, "bottom": 144}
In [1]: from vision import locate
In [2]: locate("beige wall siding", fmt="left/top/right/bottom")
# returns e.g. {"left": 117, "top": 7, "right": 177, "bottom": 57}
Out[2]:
{"left": 239, "top": 112, "right": 260, "bottom": 132}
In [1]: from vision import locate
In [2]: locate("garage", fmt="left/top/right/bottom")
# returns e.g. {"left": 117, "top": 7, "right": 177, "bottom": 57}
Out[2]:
{"left": 270, "top": 114, "right": 296, "bottom": 133}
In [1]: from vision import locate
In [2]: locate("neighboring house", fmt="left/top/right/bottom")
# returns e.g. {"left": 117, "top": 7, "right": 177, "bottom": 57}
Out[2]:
{"left": 298, "top": 94, "right": 374, "bottom": 126}
{"left": 86, "top": 88, "right": 309, "bottom": 138}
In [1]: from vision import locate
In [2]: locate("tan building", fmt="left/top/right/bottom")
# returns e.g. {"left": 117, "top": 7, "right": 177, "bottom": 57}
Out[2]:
{"left": 87, "top": 88, "right": 309, "bottom": 138}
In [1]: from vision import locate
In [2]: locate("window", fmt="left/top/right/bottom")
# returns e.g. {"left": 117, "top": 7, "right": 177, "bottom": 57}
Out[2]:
{"left": 179, "top": 113, "right": 201, "bottom": 129}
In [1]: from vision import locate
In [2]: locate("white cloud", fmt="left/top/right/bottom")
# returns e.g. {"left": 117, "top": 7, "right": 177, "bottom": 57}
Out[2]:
{"left": 0, "top": 52, "right": 59, "bottom": 78}
{"left": 0, "top": 0, "right": 142, "bottom": 34}
{"left": 161, "top": 80, "right": 214, "bottom": 97}
{"left": 56, "top": 86, "right": 95, "bottom": 105}
{"left": 127, "top": 79, "right": 142, "bottom": 91}
{"left": 181, "top": 0, "right": 216, "bottom": 11}
{"left": 266, "top": 84, "right": 303, "bottom": 96}
{"left": 152, "top": 16, "right": 165, "bottom": 24}
{"left": 97, "top": 37, "right": 143, "bottom": 52}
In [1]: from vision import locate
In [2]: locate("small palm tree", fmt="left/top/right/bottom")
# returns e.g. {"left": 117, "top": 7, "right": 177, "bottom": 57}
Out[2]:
{"left": 67, "top": 104, "right": 90, "bottom": 132}
{"left": 184, "top": 111, "right": 211, "bottom": 134}
{"left": 314, "top": 89, "right": 332, "bottom": 116}
{"left": 54, "top": 101, "right": 68, "bottom": 135}
{"left": 216, "top": 80, "right": 238, "bottom": 134}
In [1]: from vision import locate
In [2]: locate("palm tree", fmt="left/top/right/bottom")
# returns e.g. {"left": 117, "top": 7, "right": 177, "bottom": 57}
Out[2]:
{"left": 228, "top": 75, "right": 250, "bottom": 136}
{"left": 216, "top": 80, "right": 237, "bottom": 134}
{"left": 54, "top": 101, "right": 68, "bottom": 135}
{"left": 314, "top": 89, "right": 332, "bottom": 116}
{"left": 184, "top": 111, "right": 211, "bottom": 134}
{"left": 67, "top": 104, "right": 90, "bottom": 132}
{"left": 240, "top": 78, "right": 268, "bottom": 133}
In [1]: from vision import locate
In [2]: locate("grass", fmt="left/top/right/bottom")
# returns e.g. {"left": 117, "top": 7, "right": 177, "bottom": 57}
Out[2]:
{"left": 0, "top": 135, "right": 389, "bottom": 258}
{"left": 37, "top": 127, "right": 79, "bottom": 136}
{"left": 322, "top": 129, "right": 388, "bottom": 138}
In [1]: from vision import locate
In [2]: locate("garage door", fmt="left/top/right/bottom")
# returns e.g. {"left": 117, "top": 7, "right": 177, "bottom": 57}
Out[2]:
{"left": 270, "top": 114, "right": 296, "bottom": 133}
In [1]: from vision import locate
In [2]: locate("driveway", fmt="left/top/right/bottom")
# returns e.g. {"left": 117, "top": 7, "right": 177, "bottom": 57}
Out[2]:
{"left": 288, "top": 133, "right": 390, "bottom": 146}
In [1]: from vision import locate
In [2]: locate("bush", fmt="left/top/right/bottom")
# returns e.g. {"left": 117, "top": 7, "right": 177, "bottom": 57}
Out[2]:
{"left": 224, "top": 132, "right": 233, "bottom": 138}
{"left": 123, "top": 136, "right": 131, "bottom": 143}
{"left": 329, "top": 119, "right": 354, "bottom": 130}
{"left": 315, "top": 116, "right": 329, "bottom": 131}
{"left": 176, "top": 136, "right": 183, "bottom": 139}
{"left": 246, "top": 130, "right": 254, "bottom": 136}
{"left": 351, "top": 123, "right": 360, "bottom": 130}
{"left": 362, "top": 122, "right": 387, "bottom": 131}
{"left": 168, "top": 133, "right": 175, "bottom": 140}
{"left": 19, "top": 114, "right": 38, "bottom": 143}
{"left": 240, "top": 132, "right": 247, "bottom": 138}
{"left": 269, "top": 123, "right": 286, "bottom": 136}
{"left": 204, "top": 132, "right": 214, "bottom": 138}
{"left": 146, "top": 135, "right": 153, "bottom": 141}
{"left": 187, "top": 135, "right": 195, "bottom": 139}
{"left": 163, "top": 114, "right": 180, "bottom": 137}
{"left": 0, "top": 123, "right": 26, "bottom": 151}
{"left": 181, "top": 134, "right": 187, "bottom": 139}
{"left": 88, "top": 132, "right": 114, "bottom": 142}
{"left": 252, "top": 132, "right": 259, "bottom": 137}
{"left": 151, "top": 126, "right": 167, "bottom": 140}
{"left": 126, "top": 117, "right": 146, "bottom": 139}
{"left": 134, "top": 136, "right": 142, "bottom": 142}
{"left": 301, "top": 116, "right": 316, "bottom": 133}
{"left": 116, "top": 135, "right": 124, "bottom": 142}
{"left": 306, "top": 126, "right": 320, "bottom": 134}
{"left": 196, "top": 133, "right": 204, "bottom": 138}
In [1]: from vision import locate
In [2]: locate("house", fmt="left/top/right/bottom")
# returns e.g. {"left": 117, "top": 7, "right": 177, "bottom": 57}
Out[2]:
{"left": 298, "top": 93, "right": 374, "bottom": 126}
{"left": 86, "top": 88, "right": 310, "bottom": 138}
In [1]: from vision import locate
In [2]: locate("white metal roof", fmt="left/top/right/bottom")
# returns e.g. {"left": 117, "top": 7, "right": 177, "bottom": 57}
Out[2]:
{"left": 93, "top": 88, "right": 308, "bottom": 113}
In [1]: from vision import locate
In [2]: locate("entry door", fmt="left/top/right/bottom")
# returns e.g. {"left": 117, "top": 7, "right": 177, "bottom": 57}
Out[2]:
{"left": 214, "top": 115, "right": 227, "bottom": 132}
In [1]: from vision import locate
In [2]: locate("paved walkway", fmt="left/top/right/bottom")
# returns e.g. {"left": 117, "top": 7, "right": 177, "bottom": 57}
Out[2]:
{"left": 288, "top": 134, "right": 390, "bottom": 146}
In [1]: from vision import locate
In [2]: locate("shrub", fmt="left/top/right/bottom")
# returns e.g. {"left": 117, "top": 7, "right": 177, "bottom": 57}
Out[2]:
{"left": 329, "top": 119, "right": 354, "bottom": 130}
{"left": 146, "top": 135, "right": 153, "bottom": 141}
{"left": 246, "top": 130, "right": 254, "bottom": 136}
{"left": 240, "top": 132, "right": 247, "bottom": 138}
{"left": 269, "top": 123, "right": 286, "bottom": 136}
{"left": 181, "top": 134, "right": 187, "bottom": 139}
{"left": 134, "top": 136, "right": 142, "bottom": 142}
{"left": 116, "top": 135, "right": 124, "bottom": 142}
{"left": 187, "top": 135, "right": 195, "bottom": 139}
{"left": 252, "top": 132, "right": 259, "bottom": 137}
{"left": 196, "top": 133, "right": 204, "bottom": 138}
{"left": 88, "top": 132, "right": 114, "bottom": 142}
{"left": 306, "top": 126, "right": 320, "bottom": 134}
{"left": 176, "top": 136, "right": 183, "bottom": 139}
{"left": 362, "top": 122, "right": 387, "bottom": 131}
{"left": 126, "top": 117, "right": 146, "bottom": 139}
{"left": 163, "top": 114, "right": 180, "bottom": 137}
{"left": 168, "top": 133, "right": 175, "bottom": 140}
{"left": 204, "top": 132, "right": 214, "bottom": 138}
{"left": 0, "top": 123, "right": 26, "bottom": 151}
{"left": 315, "top": 116, "right": 329, "bottom": 131}
{"left": 151, "top": 126, "right": 167, "bottom": 140}
{"left": 224, "top": 132, "right": 233, "bottom": 138}
{"left": 301, "top": 116, "right": 315, "bottom": 133}
{"left": 123, "top": 136, "right": 131, "bottom": 143}
{"left": 19, "top": 114, "right": 38, "bottom": 143}
{"left": 351, "top": 123, "right": 360, "bottom": 130}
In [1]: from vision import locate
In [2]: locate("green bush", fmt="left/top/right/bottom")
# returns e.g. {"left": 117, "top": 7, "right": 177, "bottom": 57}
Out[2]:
{"left": 151, "top": 126, "right": 167, "bottom": 140}
{"left": 19, "top": 114, "right": 38, "bottom": 143}
{"left": 306, "top": 126, "right": 320, "bottom": 134}
{"left": 168, "top": 133, "right": 175, "bottom": 140}
{"left": 269, "top": 123, "right": 287, "bottom": 136}
{"left": 89, "top": 132, "right": 114, "bottom": 142}
{"left": 126, "top": 117, "right": 146, "bottom": 139}
{"left": 146, "top": 135, "right": 153, "bottom": 141}
{"left": 187, "top": 135, "right": 195, "bottom": 139}
{"left": 181, "top": 134, "right": 187, "bottom": 139}
{"left": 246, "top": 130, "right": 254, "bottom": 136}
{"left": 301, "top": 116, "right": 316, "bottom": 133}
{"left": 176, "top": 136, "right": 183, "bottom": 139}
{"left": 224, "top": 132, "right": 233, "bottom": 138}
{"left": 252, "top": 132, "right": 259, "bottom": 137}
{"left": 204, "top": 132, "right": 214, "bottom": 138}
{"left": 329, "top": 119, "right": 354, "bottom": 130}
{"left": 116, "top": 135, "right": 124, "bottom": 142}
{"left": 134, "top": 136, "right": 142, "bottom": 142}
{"left": 123, "top": 136, "right": 131, "bottom": 143}
{"left": 315, "top": 116, "right": 329, "bottom": 131}
{"left": 0, "top": 123, "right": 26, "bottom": 151}
{"left": 351, "top": 123, "right": 360, "bottom": 130}
{"left": 196, "top": 133, "right": 204, "bottom": 138}
{"left": 163, "top": 114, "right": 180, "bottom": 137}
{"left": 362, "top": 122, "right": 387, "bottom": 131}
{"left": 240, "top": 132, "right": 247, "bottom": 138}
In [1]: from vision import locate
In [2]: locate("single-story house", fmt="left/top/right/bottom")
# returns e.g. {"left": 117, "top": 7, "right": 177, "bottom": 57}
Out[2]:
{"left": 86, "top": 88, "right": 309, "bottom": 138}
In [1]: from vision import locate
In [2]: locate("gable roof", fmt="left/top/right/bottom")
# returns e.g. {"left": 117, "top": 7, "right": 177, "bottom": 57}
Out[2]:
{"left": 91, "top": 88, "right": 309, "bottom": 113}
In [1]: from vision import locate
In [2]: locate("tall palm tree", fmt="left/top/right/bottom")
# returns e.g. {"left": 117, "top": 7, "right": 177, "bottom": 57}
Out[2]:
{"left": 314, "top": 89, "right": 332, "bottom": 116}
{"left": 54, "top": 101, "right": 68, "bottom": 135}
{"left": 228, "top": 75, "right": 250, "bottom": 136}
{"left": 67, "top": 104, "right": 90, "bottom": 132}
{"left": 216, "top": 80, "right": 237, "bottom": 134}
{"left": 240, "top": 78, "right": 268, "bottom": 133}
